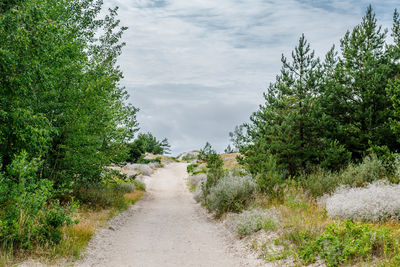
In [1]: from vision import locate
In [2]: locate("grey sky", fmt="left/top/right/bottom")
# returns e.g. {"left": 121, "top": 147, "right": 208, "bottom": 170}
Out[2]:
{"left": 103, "top": 0, "right": 398, "bottom": 155}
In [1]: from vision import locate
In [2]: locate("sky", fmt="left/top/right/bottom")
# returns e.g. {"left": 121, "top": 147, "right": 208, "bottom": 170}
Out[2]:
{"left": 103, "top": 0, "right": 399, "bottom": 155}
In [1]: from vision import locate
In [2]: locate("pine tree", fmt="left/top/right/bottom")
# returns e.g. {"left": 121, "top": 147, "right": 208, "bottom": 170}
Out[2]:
{"left": 243, "top": 34, "right": 322, "bottom": 176}
{"left": 322, "top": 6, "right": 399, "bottom": 157}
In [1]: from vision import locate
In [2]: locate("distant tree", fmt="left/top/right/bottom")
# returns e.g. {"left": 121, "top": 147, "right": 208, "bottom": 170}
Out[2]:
{"left": 198, "top": 142, "right": 216, "bottom": 162}
{"left": 224, "top": 144, "right": 235, "bottom": 154}
{"left": 127, "top": 133, "right": 170, "bottom": 163}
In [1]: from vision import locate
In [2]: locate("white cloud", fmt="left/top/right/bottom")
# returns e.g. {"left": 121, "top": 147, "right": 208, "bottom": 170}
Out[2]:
{"left": 103, "top": 0, "right": 398, "bottom": 154}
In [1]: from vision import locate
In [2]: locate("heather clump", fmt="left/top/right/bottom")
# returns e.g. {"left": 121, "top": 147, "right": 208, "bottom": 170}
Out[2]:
{"left": 205, "top": 173, "right": 256, "bottom": 216}
{"left": 224, "top": 208, "right": 279, "bottom": 237}
{"left": 188, "top": 173, "right": 207, "bottom": 188}
{"left": 325, "top": 180, "right": 400, "bottom": 221}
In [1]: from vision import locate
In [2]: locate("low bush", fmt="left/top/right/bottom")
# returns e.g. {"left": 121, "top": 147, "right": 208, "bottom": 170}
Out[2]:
{"left": 302, "top": 154, "right": 388, "bottom": 197}
{"left": 201, "top": 153, "right": 224, "bottom": 199}
{"left": 114, "top": 183, "right": 136, "bottom": 194}
{"left": 187, "top": 163, "right": 199, "bottom": 175}
{"left": 299, "top": 220, "right": 400, "bottom": 267}
{"left": 193, "top": 188, "right": 202, "bottom": 203}
{"left": 325, "top": 180, "right": 400, "bottom": 222}
{"left": 224, "top": 208, "right": 278, "bottom": 237}
{"left": 133, "top": 180, "right": 146, "bottom": 191}
{"left": 254, "top": 154, "right": 283, "bottom": 197}
{"left": 205, "top": 173, "right": 256, "bottom": 216}
{"left": 300, "top": 169, "right": 337, "bottom": 197}
{"left": 148, "top": 162, "right": 162, "bottom": 169}
{"left": 129, "top": 164, "right": 153, "bottom": 176}
{"left": 188, "top": 173, "right": 206, "bottom": 188}
{"left": 73, "top": 185, "right": 127, "bottom": 210}
{"left": 340, "top": 154, "right": 387, "bottom": 186}
{"left": 198, "top": 142, "right": 215, "bottom": 162}
{"left": 140, "top": 157, "right": 162, "bottom": 165}
{"left": 0, "top": 152, "right": 76, "bottom": 249}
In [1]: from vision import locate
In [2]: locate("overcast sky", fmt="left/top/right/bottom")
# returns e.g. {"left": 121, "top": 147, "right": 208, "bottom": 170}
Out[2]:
{"left": 103, "top": 0, "right": 398, "bottom": 155}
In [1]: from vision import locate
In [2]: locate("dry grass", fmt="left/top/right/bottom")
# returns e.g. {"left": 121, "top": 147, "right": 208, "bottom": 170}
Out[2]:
{"left": 56, "top": 190, "right": 145, "bottom": 258}
{"left": 220, "top": 153, "right": 240, "bottom": 169}
{"left": 55, "top": 208, "right": 113, "bottom": 258}
{"left": 124, "top": 190, "right": 145, "bottom": 204}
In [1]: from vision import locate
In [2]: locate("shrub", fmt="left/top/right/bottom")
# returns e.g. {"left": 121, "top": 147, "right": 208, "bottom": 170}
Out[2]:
{"left": 321, "top": 140, "right": 352, "bottom": 171}
{"left": 301, "top": 169, "right": 339, "bottom": 197}
{"left": 187, "top": 163, "right": 199, "bottom": 174}
{"left": 178, "top": 151, "right": 199, "bottom": 162}
{"left": 140, "top": 157, "right": 162, "bottom": 165}
{"left": 299, "top": 220, "right": 400, "bottom": 267}
{"left": 393, "top": 153, "right": 400, "bottom": 180}
{"left": 340, "top": 154, "right": 386, "bottom": 187}
{"left": 114, "top": 183, "right": 136, "bottom": 194}
{"left": 201, "top": 153, "right": 224, "bottom": 199}
{"left": 205, "top": 173, "right": 256, "bottom": 216}
{"left": 198, "top": 142, "right": 216, "bottom": 162}
{"left": 224, "top": 208, "right": 278, "bottom": 237}
{"left": 303, "top": 154, "right": 387, "bottom": 197}
{"left": 0, "top": 152, "right": 76, "bottom": 248}
{"left": 129, "top": 164, "right": 153, "bottom": 176}
{"left": 254, "top": 154, "right": 283, "bottom": 196}
{"left": 148, "top": 162, "right": 162, "bottom": 169}
{"left": 193, "top": 187, "right": 202, "bottom": 203}
{"left": 325, "top": 180, "right": 400, "bottom": 221}
{"left": 73, "top": 185, "right": 127, "bottom": 210}
{"left": 188, "top": 173, "right": 207, "bottom": 188}
{"left": 133, "top": 180, "right": 146, "bottom": 191}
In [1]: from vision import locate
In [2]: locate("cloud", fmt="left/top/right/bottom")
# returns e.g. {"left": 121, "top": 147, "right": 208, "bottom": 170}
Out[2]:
{"left": 103, "top": 0, "right": 397, "bottom": 154}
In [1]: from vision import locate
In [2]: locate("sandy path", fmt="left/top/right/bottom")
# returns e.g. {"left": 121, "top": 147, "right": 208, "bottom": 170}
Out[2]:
{"left": 76, "top": 163, "right": 265, "bottom": 267}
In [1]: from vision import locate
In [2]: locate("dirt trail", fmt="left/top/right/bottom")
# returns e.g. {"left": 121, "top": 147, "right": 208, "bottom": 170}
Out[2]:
{"left": 76, "top": 163, "right": 265, "bottom": 267}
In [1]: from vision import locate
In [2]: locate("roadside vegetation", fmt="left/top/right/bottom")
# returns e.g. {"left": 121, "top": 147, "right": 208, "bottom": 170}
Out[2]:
{"left": 188, "top": 7, "right": 400, "bottom": 266}
{"left": 0, "top": 1, "right": 171, "bottom": 266}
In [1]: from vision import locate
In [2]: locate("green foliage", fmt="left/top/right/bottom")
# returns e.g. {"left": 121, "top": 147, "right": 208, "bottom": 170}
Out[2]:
{"left": 0, "top": 152, "right": 76, "bottom": 248}
{"left": 127, "top": 133, "right": 170, "bottom": 163}
{"left": 321, "top": 6, "right": 399, "bottom": 158}
{"left": 253, "top": 154, "right": 283, "bottom": 196}
{"left": 74, "top": 184, "right": 127, "bottom": 210}
{"left": 224, "top": 144, "right": 235, "bottom": 154}
{"left": 232, "top": 6, "right": 400, "bottom": 188}
{"left": 198, "top": 142, "right": 216, "bottom": 162}
{"left": 299, "top": 220, "right": 400, "bottom": 267}
{"left": 321, "top": 140, "right": 352, "bottom": 171}
{"left": 133, "top": 180, "right": 146, "bottom": 191}
{"left": 204, "top": 174, "right": 256, "bottom": 216}
{"left": 302, "top": 154, "right": 387, "bottom": 197}
{"left": 0, "top": 0, "right": 139, "bottom": 251}
{"left": 236, "top": 213, "right": 276, "bottom": 237}
{"left": 0, "top": 0, "right": 139, "bottom": 186}
{"left": 201, "top": 153, "right": 224, "bottom": 199}
{"left": 140, "top": 157, "right": 162, "bottom": 165}
{"left": 187, "top": 163, "right": 199, "bottom": 175}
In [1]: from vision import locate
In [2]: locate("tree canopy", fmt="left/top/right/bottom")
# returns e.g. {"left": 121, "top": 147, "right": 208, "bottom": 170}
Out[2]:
{"left": 233, "top": 6, "right": 400, "bottom": 178}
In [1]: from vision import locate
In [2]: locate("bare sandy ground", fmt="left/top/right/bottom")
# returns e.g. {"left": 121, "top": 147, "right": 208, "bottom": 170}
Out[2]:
{"left": 75, "top": 163, "right": 267, "bottom": 267}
